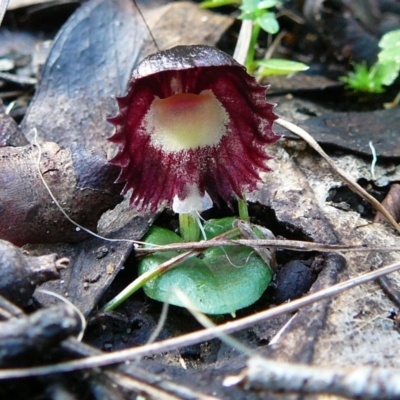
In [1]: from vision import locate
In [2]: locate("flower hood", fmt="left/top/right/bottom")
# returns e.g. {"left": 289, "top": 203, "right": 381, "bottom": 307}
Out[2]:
{"left": 108, "top": 45, "right": 279, "bottom": 212}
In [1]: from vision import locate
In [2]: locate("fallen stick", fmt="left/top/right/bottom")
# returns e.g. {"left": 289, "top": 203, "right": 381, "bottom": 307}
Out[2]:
{"left": 0, "top": 142, "right": 123, "bottom": 246}
{"left": 232, "top": 355, "right": 400, "bottom": 400}
{"left": 0, "top": 305, "right": 81, "bottom": 367}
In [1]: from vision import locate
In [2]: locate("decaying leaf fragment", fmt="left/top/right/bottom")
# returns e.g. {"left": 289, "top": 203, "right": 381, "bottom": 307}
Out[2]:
{"left": 374, "top": 183, "right": 400, "bottom": 224}
{"left": 0, "top": 142, "right": 123, "bottom": 246}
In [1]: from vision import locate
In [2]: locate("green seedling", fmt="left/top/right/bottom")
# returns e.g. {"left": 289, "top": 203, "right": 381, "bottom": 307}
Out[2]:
{"left": 341, "top": 29, "right": 400, "bottom": 95}
{"left": 201, "top": 0, "right": 308, "bottom": 74}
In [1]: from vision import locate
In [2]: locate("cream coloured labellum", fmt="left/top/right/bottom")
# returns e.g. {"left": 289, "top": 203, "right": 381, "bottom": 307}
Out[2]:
{"left": 108, "top": 45, "right": 279, "bottom": 213}
{"left": 144, "top": 90, "right": 229, "bottom": 152}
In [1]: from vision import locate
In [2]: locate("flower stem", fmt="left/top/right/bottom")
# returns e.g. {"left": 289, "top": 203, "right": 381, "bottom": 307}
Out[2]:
{"left": 246, "top": 22, "right": 261, "bottom": 72}
{"left": 179, "top": 213, "right": 200, "bottom": 242}
{"left": 238, "top": 198, "right": 250, "bottom": 221}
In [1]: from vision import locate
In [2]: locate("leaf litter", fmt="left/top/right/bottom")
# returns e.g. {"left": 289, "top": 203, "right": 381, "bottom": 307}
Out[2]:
{"left": 1, "top": 0, "right": 400, "bottom": 399}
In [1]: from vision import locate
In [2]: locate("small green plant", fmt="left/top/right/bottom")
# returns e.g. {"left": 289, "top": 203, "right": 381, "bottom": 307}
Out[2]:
{"left": 341, "top": 29, "right": 400, "bottom": 94}
{"left": 201, "top": 0, "right": 308, "bottom": 74}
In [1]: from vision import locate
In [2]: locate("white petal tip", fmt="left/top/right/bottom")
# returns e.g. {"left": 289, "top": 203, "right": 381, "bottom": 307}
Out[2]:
{"left": 172, "top": 187, "right": 213, "bottom": 214}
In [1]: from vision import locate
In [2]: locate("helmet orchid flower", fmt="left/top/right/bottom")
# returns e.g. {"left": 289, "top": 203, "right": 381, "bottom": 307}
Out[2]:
{"left": 108, "top": 45, "right": 279, "bottom": 215}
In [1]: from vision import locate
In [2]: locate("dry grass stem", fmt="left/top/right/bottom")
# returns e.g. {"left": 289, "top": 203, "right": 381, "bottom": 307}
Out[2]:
{"left": 276, "top": 117, "right": 400, "bottom": 233}
{"left": 136, "top": 238, "right": 400, "bottom": 254}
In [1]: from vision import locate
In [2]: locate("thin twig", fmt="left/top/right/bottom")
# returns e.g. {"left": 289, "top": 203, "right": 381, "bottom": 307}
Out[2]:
{"left": 235, "top": 355, "right": 400, "bottom": 399}
{"left": 1, "top": 260, "right": 400, "bottom": 379}
{"left": 0, "top": 72, "right": 37, "bottom": 86}
{"left": 136, "top": 238, "right": 400, "bottom": 254}
{"left": 0, "top": 295, "right": 24, "bottom": 320}
{"left": 264, "top": 30, "right": 287, "bottom": 60}
{"left": 276, "top": 117, "right": 400, "bottom": 233}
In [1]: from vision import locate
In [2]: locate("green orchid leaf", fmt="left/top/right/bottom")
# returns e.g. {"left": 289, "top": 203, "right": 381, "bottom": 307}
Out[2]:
{"left": 256, "top": 58, "right": 309, "bottom": 75}
{"left": 138, "top": 221, "right": 272, "bottom": 315}
{"left": 256, "top": 12, "right": 279, "bottom": 34}
{"left": 139, "top": 244, "right": 272, "bottom": 315}
{"left": 203, "top": 216, "right": 236, "bottom": 239}
{"left": 143, "top": 225, "right": 183, "bottom": 247}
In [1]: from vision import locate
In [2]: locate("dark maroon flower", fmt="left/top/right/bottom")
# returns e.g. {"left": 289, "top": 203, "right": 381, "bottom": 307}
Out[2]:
{"left": 108, "top": 45, "right": 279, "bottom": 213}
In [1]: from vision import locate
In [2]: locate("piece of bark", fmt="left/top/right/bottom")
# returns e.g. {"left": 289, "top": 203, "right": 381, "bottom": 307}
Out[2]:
{"left": 290, "top": 146, "right": 400, "bottom": 369}
{"left": 372, "top": 185, "right": 400, "bottom": 310}
{"left": 248, "top": 144, "right": 339, "bottom": 243}
{"left": 0, "top": 239, "right": 64, "bottom": 306}
{"left": 0, "top": 142, "right": 123, "bottom": 246}
{"left": 0, "top": 305, "right": 81, "bottom": 367}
